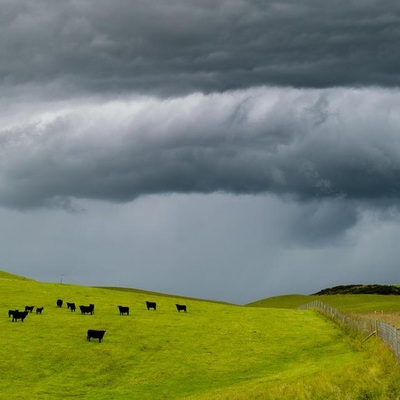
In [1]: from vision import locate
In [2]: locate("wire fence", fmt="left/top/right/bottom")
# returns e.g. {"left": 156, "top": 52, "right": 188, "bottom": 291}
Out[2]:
{"left": 298, "top": 300, "right": 400, "bottom": 361}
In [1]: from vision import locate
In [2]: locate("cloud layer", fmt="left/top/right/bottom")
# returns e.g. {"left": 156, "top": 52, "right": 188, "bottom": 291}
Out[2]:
{"left": 2, "top": 1, "right": 400, "bottom": 302}
{"left": 1, "top": 87, "right": 400, "bottom": 210}
{"left": 2, "top": 0, "right": 400, "bottom": 96}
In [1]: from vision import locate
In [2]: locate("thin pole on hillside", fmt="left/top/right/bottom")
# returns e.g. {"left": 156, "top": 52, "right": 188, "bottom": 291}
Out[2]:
{"left": 362, "top": 330, "right": 377, "bottom": 343}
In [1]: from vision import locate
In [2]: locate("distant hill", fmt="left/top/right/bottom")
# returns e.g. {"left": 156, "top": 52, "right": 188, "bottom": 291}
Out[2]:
{"left": 247, "top": 285, "right": 400, "bottom": 310}
{"left": 313, "top": 284, "right": 400, "bottom": 295}
{"left": 95, "top": 286, "right": 233, "bottom": 305}
{"left": 246, "top": 294, "right": 310, "bottom": 309}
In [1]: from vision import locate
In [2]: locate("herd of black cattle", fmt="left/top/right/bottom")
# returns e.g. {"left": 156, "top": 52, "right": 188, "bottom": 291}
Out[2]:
{"left": 7, "top": 299, "right": 187, "bottom": 343}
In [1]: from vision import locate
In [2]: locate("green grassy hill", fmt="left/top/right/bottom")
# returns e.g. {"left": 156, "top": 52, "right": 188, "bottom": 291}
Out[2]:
{"left": 248, "top": 293, "right": 400, "bottom": 313}
{"left": 1, "top": 271, "right": 400, "bottom": 399}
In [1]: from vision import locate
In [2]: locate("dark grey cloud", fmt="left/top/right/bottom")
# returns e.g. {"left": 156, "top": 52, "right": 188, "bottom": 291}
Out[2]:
{"left": 3, "top": 0, "right": 400, "bottom": 303}
{"left": 1, "top": 0, "right": 400, "bottom": 96}
{"left": 281, "top": 198, "right": 359, "bottom": 247}
{"left": 1, "top": 87, "right": 400, "bottom": 210}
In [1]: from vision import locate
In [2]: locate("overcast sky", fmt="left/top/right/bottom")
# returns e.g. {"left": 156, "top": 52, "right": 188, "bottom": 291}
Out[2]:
{"left": 2, "top": 0, "right": 400, "bottom": 304}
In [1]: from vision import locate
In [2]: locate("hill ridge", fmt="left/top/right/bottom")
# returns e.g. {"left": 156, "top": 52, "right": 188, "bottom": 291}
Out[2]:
{"left": 0, "top": 270, "right": 34, "bottom": 281}
{"left": 0, "top": 269, "right": 233, "bottom": 304}
{"left": 313, "top": 284, "right": 400, "bottom": 295}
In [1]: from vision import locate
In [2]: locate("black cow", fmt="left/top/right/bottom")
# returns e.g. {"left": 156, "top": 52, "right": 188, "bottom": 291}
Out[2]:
{"left": 87, "top": 329, "right": 106, "bottom": 343}
{"left": 118, "top": 306, "right": 129, "bottom": 315}
{"left": 79, "top": 304, "right": 95, "bottom": 315}
{"left": 12, "top": 311, "right": 28, "bottom": 322}
{"left": 67, "top": 302, "right": 76, "bottom": 312}
{"left": 145, "top": 301, "right": 157, "bottom": 310}
{"left": 176, "top": 304, "right": 187, "bottom": 313}
{"left": 8, "top": 309, "right": 18, "bottom": 318}
{"left": 36, "top": 307, "right": 44, "bottom": 314}
{"left": 56, "top": 299, "right": 63, "bottom": 308}
{"left": 25, "top": 306, "right": 34, "bottom": 313}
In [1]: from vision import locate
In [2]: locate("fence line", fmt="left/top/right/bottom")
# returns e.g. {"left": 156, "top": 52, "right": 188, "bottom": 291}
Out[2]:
{"left": 298, "top": 300, "right": 400, "bottom": 361}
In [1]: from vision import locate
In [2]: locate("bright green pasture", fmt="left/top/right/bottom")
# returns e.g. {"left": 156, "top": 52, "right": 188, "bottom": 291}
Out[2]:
{"left": 248, "top": 293, "right": 400, "bottom": 313}
{"left": 1, "top": 273, "right": 400, "bottom": 399}
{"left": 312, "top": 294, "right": 400, "bottom": 313}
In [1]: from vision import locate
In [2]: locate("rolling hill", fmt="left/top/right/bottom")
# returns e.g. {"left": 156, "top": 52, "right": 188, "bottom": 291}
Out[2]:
{"left": 1, "top": 271, "right": 400, "bottom": 399}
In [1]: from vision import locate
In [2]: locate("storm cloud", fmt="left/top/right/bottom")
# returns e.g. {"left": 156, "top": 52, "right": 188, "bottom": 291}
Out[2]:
{"left": 2, "top": 0, "right": 400, "bottom": 302}
{"left": 1, "top": 0, "right": 400, "bottom": 96}
{"left": 1, "top": 87, "right": 400, "bottom": 210}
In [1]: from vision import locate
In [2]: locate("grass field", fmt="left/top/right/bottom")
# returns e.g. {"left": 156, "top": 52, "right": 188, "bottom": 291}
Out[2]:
{"left": 248, "top": 293, "right": 400, "bottom": 313}
{"left": 1, "top": 271, "right": 400, "bottom": 399}
{"left": 248, "top": 293, "right": 400, "bottom": 330}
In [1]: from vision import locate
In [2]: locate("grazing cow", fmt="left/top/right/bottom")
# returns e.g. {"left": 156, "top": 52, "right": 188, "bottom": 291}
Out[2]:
{"left": 79, "top": 304, "right": 95, "bottom": 315}
{"left": 36, "top": 307, "right": 44, "bottom": 314}
{"left": 87, "top": 329, "right": 106, "bottom": 343}
{"left": 118, "top": 306, "right": 129, "bottom": 315}
{"left": 25, "top": 306, "right": 34, "bottom": 313}
{"left": 67, "top": 302, "right": 76, "bottom": 312}
{"left": 176, "top": 304, "right": 187, "bottom": 313}
{"left": 8, "top": 309, "right": 18, "bottom": 318}
{"left": 145, "top": 301, "right": 157, "bottom": 310}
{"left": 12, "top": 311, "right": 28, "bottom": 322}
{"left": 56, "top": 299, "right": 63, "bottom": 308}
